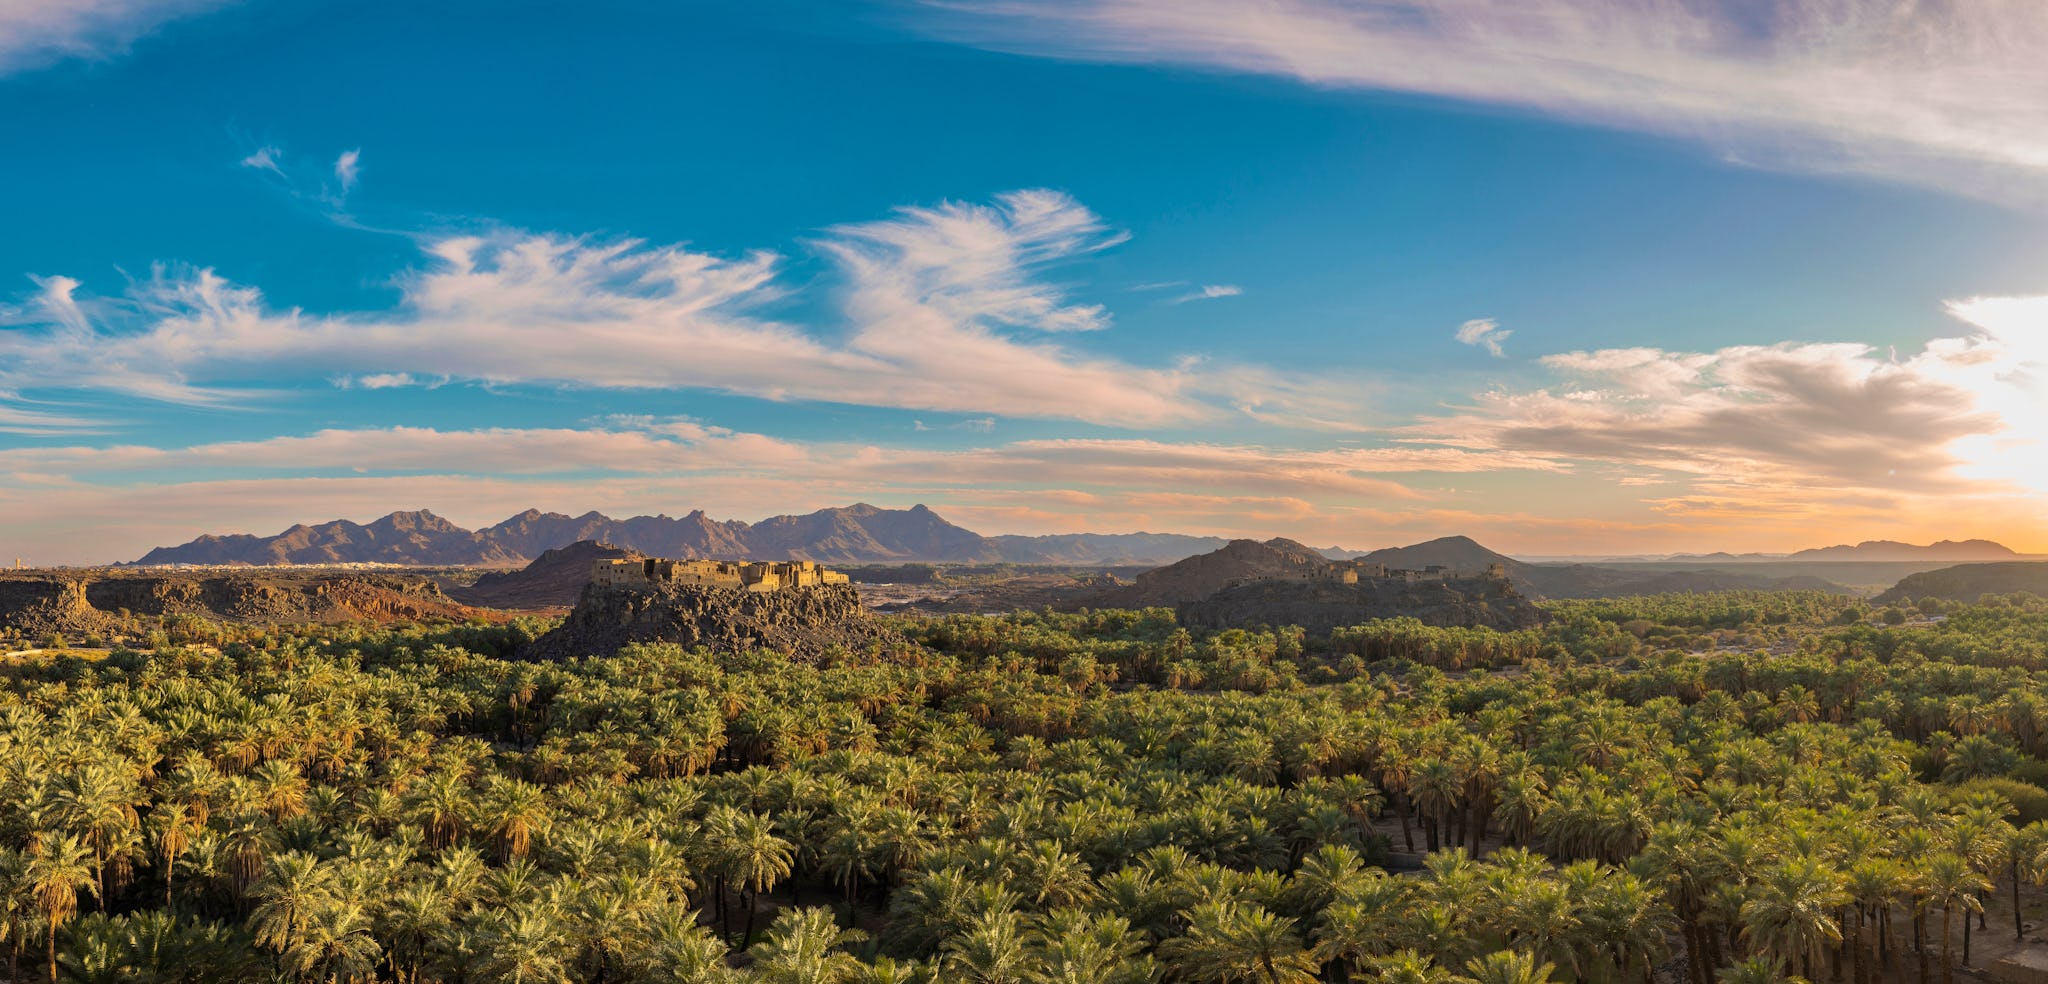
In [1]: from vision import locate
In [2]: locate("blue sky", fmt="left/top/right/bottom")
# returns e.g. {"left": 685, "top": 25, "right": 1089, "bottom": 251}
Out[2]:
{"left": 5, "top": 0, "right": 2048, "bottom": 562}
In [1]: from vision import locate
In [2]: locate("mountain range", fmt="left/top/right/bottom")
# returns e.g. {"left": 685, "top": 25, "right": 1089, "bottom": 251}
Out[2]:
{"left": 132, "top": 504, "right": 1231, "bottom": 568}
{"left": 127, "top": 505, "right": 2017, "bottom": 602}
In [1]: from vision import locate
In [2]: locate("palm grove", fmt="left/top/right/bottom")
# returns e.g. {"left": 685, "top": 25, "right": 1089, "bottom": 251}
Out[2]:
{"left": 7, "top": 591, "right": 2048, "bottom": 984}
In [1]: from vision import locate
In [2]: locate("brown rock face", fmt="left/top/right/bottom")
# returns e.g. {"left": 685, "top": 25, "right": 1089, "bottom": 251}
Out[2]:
{"left": 0, "top": 570, "right": 487, "bottom": 637}
{"left": 521, "top": 581, "right": 900, "bottom": 662}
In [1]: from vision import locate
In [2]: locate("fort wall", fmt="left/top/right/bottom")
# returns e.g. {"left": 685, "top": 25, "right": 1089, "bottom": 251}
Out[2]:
{"left": 592, "top": 557, "right": 851, "bottom": 593}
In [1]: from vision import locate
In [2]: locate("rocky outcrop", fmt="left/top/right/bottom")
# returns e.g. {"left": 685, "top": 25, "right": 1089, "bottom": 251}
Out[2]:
{"left": 449, "top": 541, "right": 645, "bottom": 610}
{"left": 522, "top": 582, "right": 900, "bottom": 662}
{"left": 0, "top": 578, "right": 119, "bottom": 638}
{"left": 0, "top": 571, "right": 487, "bottom": 637}
{"left": 1179, "top": 576, "right": 1544, "bottom": 633}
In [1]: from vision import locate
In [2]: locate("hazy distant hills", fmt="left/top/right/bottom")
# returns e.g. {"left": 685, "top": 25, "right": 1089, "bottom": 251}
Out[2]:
{"left": 133, "top": 504, "right": 1229, "bottom": 568}
{"left": 1786, "top": 539, "right": 2021, "bottom": 562}
{"left": 1594, "top": 539, "right": 2024, "bottom": 564}
{"left": 1346, "top": 536, "right": 1852, "bottom": 599}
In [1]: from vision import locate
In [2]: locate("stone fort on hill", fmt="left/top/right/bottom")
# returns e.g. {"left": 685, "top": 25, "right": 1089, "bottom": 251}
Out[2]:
{"left": 523, "top": 556, "right": 882, "bottom": 661}
{"left": 591, "top": 557, "right": 850, "bottom": 592}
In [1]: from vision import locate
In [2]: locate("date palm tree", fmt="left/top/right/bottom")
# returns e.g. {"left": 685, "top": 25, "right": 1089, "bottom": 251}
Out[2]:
{"left": 752, "top": 906, "right": 870, "bottom": 984}
{"left": 723, "top": 810, "right": 795, "bottom": 947}
{"left": 1365, "top": 949, "right": 1466, "bottom": 984}
{"left": 27, "top": 834, "right": 97, "bottom": 984}
{"left": 250, "top": 852, "right": 337, "bottom": 957}
{"left": 473, "top": 903, "right": 575, "bottom": 984}
{"left": 1921, "top": 853, "right": 1990, "bottom": 984}
{"left": 1160, "top": 901, "right": 1320, "bottom": 984}
{"left": 1465, "top": 950, "right": 1555, "bottom": 984}
{"left": 1739, "top": 857, "right": 1847, "bottom": 981}
{"left": 279, "top": 899, "right": 382, "bottom": 983}
{"left": 482, "top": 778, "right": 552, "bottom": 863}
{"left": 1032, "top": 908, "right": 1152, "bottom": 984}
{"left": 942, "top": 909, "right": 1035, "bottom": 984}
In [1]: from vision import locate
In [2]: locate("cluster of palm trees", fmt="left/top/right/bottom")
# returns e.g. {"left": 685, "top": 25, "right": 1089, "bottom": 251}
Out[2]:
{"left": 2, "top": 595, "right": 2048, "bottom": 983}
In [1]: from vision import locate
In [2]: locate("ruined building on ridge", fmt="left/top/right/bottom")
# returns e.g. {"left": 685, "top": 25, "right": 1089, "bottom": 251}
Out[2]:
{"left": 592, "top": 557, "right": 851, "bottom": 593}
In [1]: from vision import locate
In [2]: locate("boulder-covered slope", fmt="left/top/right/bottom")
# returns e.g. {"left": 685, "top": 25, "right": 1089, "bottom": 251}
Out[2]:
{"left": 521, "top": 581, "right": 901, "bottom": 662}
{"left": 1874, "top": 562, "right": 2048, "bottom": 604}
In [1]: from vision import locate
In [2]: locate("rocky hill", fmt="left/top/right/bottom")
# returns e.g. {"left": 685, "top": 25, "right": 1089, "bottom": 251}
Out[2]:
{"left": 1359, "top": 535, "right": 1519, "bottom": 573}
{"left": 132, "top": 504, "right": 1216, "bottom": 568}
{"left": 1086, "top": 538, "right": 1543, "bottom": 631}
{"left": 449, "top": 541, "right": 645, "bottom": 610}
{"left": 522, "top": 581, "right": 900, "bottom": 662}
{"left": 1092, "top": 538, "right": 1332, "bottom": 608}
{"left": 1874, "top": 562, "right": 2048, "bottom": 604}
{"left": 0, "top": 570, "right": 488, "bottom": 639}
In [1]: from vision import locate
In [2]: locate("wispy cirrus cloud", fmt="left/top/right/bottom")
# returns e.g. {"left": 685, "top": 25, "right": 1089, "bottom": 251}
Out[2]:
{"left": 1170, "top": 284, "right": 1242, "bottom": 304}
{"left": 333, "top": 148, "right": 360, "bottom": 194}
{"left": 923, "top": 0, "right": 2048, "bottom": 205}
{"left": 0, "top": 190, "right": 1341, "bottom": 427}
{"left": 1454, "top": 317, "right": 1510, "bottom": 357}
{"left": 0, "top": 421, "right": 1552, "bottom": 492}
{"left": 0, "top": 0, "right": 235, "bottom": 74}
{"left": 238, "top": 144, "right": 284, "bottom": 176}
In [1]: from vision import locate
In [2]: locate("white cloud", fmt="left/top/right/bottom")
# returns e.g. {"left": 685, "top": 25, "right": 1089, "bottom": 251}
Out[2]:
{"left": 1408, "top": 305, "right": 2048, "bottom": 502}
{"left": 0, "top": 399, "right": 104, "bottom": 436}
{"left": 238, "top": 144, "right": 283, "bottom": 176}
{"left": 334, "top": 148, "right": 360, "bottom": 193}
{"left": 0, "top": 423, "right": 1545, "bottom": 493}
{"left": 1169, "top": 283, "right": 1242, "bottom": 304}
{"left": 0, "top": 0, "right": 234, "bottom": 74}
{"left": 1455, "top": 317, "right": 1511, "bottom": 357}
{"left": 820, "top": 188, "right": 1125, "bottom": 333}
{"left": 0, "top": 190, "right": 1339, "bottom": 428}
{"left": 345, "top": 372, "right": 416, "bottom": 389}
{"left": 926, "top": 0, "right": 2048, "bottom": 205}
